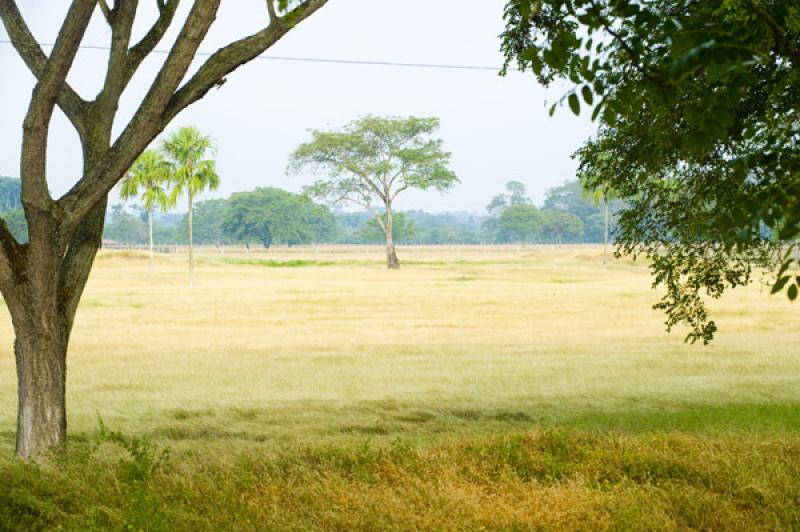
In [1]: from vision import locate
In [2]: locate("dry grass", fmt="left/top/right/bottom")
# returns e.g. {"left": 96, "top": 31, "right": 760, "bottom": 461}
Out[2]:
{"left": 2, "top": 245, "right": 794, "bottom": 447}
{"left": 0, "top": 245, "right": 798, "bottom": 529}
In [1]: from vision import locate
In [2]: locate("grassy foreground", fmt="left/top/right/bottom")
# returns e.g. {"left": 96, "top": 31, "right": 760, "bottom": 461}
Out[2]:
{"left": 0, "top": 246, "right": 798, "bottom": 529}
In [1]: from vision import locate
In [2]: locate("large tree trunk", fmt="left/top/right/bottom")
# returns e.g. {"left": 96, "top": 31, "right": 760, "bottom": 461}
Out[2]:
{"left": 6, "top": 193, "right": 106, "bottom": 460}
{"left": 385, "top": 206, "right": 399, "bottom": 269}
{"left": 13, "top": 314, "right": 67, "bottom": 460}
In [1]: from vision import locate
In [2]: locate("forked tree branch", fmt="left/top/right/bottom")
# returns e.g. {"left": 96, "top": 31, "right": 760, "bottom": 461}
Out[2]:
{"left": 0, "top": 0, "right": 90, "bottom": 136}
{"left": 60, "top": 0, "right": 223, "bottom": 227}
{"left": 21, "top": 0, "right": 95, "bottom": 213}
{"left": 61, "top": 0, "right": 330, "bottom": 232}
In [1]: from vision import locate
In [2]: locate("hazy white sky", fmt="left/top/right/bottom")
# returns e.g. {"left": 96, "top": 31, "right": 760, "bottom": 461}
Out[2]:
{"left": 0, "top": 0, "right": 596, "bottom": 213}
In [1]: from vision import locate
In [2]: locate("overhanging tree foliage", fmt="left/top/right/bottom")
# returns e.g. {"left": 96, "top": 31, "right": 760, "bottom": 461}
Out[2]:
{"left": 502, "top": 0, "right": 799, "bottom": 342}
{"left": 0, "top": 0, "right": 329, "bottom": 459}
{"left": 290, "top": 116, "right": 459, "bottom": 268}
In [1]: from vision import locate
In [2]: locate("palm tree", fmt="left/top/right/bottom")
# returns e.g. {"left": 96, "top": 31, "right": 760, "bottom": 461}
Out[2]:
{"left": 161, "top": 126, "right": 220, "bottom": 287}
{"left": 119, "top": 150, "right": 173, "bottom": 272}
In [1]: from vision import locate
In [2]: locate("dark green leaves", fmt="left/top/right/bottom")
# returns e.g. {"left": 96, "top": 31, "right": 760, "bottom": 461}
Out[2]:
{"left": 581, "top": 85, "right": 593, "bottom": 105}
{"left": 568, "top": 93, "right": 580, "bottom": 115}
{"left": 771, "top": 275, "right": 791, "bottom": 294}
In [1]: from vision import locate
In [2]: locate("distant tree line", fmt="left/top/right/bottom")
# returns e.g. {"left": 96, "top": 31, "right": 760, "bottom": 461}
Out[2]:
{"left": 104, "top": 187, "right": 336, "bottom": 247}
{"left": 0, "top": 174, "right": 621, "bottom": 248}
{"left": 482, "top": 180, "right": 624, "bottom": 244}
{"left": 104, "top": 179, "right": 620, "bottom": 247}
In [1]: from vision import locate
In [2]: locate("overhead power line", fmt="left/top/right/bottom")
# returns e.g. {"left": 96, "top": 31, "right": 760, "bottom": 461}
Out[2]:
{"left": 0, "top": 39, "right": 513, "bottom": 72}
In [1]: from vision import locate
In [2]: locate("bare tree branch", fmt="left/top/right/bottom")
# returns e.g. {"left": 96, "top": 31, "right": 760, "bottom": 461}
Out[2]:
{"left": 96, "top": 0, "right": 112, "bottom": 23}
{"left": 94, "top": 0, "right": 138, "bottom": 121}
{"left": 390, "top": 183, "right": 408, "bottom": 202}
{"left": 363, "top": 200, "right": 386, "bottom": 232}
{"left": 125, "top": 0, "right": 180, "bottom": 85}
{"left": 162, "top": 0, "right": 328, "bottom": 124}
{"left": 266, "top": 0, "right": 277, "bottom": 24}
{"left": 21, "top": 0, "right": 96, "bottom": 214}
{"left": 0, "top": 0, "right": 89, "bottom": 136}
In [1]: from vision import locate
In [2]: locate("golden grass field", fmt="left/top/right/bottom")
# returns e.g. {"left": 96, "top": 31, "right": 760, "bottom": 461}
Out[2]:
{"left": 0, "top": 245, "right": 798, "bottom": 529}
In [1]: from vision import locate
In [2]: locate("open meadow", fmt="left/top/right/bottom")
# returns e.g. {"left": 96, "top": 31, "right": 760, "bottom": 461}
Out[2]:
{"left": 1, "top": 246, "right": 799, "bottom": 530}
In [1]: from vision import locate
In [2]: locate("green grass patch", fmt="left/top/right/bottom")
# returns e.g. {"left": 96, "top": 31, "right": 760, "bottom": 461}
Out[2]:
{"left": 562, "top": 403, "right": 800, "bottom": 434}
{"left": 1, "top": 427, "right": 799, "bottom": 530}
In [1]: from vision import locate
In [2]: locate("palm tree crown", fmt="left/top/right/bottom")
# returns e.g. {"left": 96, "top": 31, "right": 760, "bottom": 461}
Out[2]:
{"left": 161, "top": 126, "right": 220, "bottom": 202}
{"left": 119, "top": 150, "right": 172, "bottom": 212}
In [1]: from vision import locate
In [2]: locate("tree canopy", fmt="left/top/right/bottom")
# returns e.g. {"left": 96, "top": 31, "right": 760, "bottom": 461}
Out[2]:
{"left": 221, "top": 187, "right": 335, "bottom": 248}
{"left": 499, "top": 204, "right": 542, "bottom": 243}
{"left": 502, "top": 0, "right": 799, "bottom": 341}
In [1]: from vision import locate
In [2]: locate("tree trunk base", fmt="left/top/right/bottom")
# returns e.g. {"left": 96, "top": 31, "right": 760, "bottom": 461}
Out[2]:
{"left": 387, "top": 247, "right": 400, "bottom": 269}
{"left": 14, "top": 334, "right": 67, "bottom": 460}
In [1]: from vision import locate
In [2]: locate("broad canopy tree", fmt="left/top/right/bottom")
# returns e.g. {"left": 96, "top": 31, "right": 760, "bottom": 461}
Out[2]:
{"left": 290, "top": 116, "right": 459, "bottom": 268}
{"left": 221, "top": 187, "right": 336, "bottom": 247}
{"left": 499, "top": 203, "right": 541, "bottom": 243}
{"left": 0, "top": 0, "right": 329, "bottom": 459}
{"left": 502, "top": 0, "right": 799, "bottom": 342}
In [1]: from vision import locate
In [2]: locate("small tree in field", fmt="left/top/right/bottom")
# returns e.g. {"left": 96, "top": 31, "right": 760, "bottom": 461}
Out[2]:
{"left": 119, "top": 150, "right": 172, "bottom": 272}
{"left": 162, "top": 126, "right": 219, "bottom": 286}
{"left": 290, "top": 116, "right": 459, "bottom": 269}
{"left": 0, "top": 0, "right": 329, "bottom": 459}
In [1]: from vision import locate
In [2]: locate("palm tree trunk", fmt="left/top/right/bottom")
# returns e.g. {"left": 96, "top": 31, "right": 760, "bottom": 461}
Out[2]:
{"left": 603, "top": 195, "right": 609, "bottom": 266}
{"left": 148, "top": 207, "right": 154, "bottom": 273}
{"left": 188, "top": 190, "right": 194, "bottom": 287}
